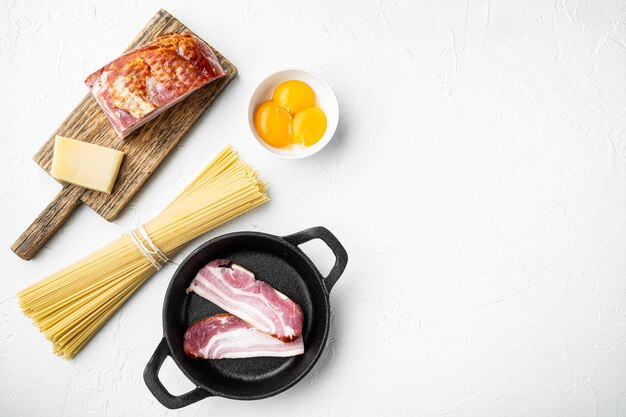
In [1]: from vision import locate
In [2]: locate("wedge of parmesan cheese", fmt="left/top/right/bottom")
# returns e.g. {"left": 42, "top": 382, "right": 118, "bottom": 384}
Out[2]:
{"left": 51, "top": 136, "right": 124, "bottom": 193}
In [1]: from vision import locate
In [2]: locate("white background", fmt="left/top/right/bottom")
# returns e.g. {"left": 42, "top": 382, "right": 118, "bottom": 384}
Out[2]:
{"left": 2, "top": 0, "right": 626, "bottom": 415}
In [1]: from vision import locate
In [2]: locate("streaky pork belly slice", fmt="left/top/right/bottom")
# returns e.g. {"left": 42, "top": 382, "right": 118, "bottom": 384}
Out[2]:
{"left": 186, "top": 259, "right": 304, "bottom": 342}
{"left": 184, "top": 314, "right": 304, "bottom": 360}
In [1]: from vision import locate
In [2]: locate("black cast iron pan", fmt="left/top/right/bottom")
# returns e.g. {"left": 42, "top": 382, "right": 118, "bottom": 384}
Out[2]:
{"left": 144, "top": 226, "right": 348, "bottom": 409}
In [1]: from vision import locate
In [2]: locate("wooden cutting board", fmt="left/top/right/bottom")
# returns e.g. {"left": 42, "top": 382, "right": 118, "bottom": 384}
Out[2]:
{"left": 11, "top": 9, "right": 237, "bottom": 260}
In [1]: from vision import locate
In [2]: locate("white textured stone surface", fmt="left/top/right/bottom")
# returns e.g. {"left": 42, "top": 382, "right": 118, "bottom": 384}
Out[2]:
{"left": 2, "top": 0, "right": 626, "bottom": 415}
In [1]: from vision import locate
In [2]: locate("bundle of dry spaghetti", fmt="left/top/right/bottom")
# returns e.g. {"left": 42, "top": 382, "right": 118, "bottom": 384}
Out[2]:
{"left": 17, "top": 145, "right": 268, "bottom": 359}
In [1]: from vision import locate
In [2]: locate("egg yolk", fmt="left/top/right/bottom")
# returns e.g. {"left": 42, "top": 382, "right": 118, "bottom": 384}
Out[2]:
{"left": 254, "top": 101, "right": 292, "bottom": 148}
{"left": 292, "top": 107, "right": 327, "bottom": 146}
{"left": 272, "top": 80, "right": 316, "bottom": 114}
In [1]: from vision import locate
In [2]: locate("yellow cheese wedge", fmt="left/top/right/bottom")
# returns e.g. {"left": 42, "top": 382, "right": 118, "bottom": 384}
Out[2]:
{"left": 51, "top": 136, "right": 124, "bottom": 193}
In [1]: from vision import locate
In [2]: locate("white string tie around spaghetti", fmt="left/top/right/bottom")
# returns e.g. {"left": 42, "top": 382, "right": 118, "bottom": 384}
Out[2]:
{"left": 126, "top": 225, "right": 169, "bottom": 270}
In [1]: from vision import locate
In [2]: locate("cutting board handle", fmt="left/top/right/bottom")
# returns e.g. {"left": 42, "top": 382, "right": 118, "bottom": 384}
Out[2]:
{"left": 12, "top": 185, "right": 84, "bottom": 260}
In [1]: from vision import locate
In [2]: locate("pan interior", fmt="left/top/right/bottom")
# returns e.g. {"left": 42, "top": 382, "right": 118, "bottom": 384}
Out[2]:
{"left": 165, "top": 234, "right": 329, "bottom": 398}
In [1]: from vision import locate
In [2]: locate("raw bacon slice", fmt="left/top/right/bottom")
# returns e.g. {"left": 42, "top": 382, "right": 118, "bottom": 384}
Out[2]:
{"left": 184, "top": 314, "right": 304, "bottom": 360}
{"left": 85, "top": 32, "right": 225, "bottom": 138}
{"left": 186, "top": 260, "right": 304, "bottom": 342}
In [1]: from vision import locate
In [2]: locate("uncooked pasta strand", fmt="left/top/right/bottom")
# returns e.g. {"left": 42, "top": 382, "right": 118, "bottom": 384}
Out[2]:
{"left": 17, "top": 145, "right": 268, "bottom": 359}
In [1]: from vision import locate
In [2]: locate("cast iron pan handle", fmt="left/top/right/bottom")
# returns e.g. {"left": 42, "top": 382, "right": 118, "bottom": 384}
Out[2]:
{"left": 283, "top": 226, "right": 348, "bottom": 292}
{"left": 143, "top": 338, "right": 211, "bottom": 409}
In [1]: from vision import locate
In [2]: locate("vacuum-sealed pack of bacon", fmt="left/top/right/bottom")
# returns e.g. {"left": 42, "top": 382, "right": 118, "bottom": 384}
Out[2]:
{"left": 85, "top": 32, "right": 225, "bottom": 138}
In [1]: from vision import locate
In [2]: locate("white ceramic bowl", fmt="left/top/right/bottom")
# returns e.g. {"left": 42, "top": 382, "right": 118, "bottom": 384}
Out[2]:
{"left": 248, "top": 69, "right": 339, "bottom": 159}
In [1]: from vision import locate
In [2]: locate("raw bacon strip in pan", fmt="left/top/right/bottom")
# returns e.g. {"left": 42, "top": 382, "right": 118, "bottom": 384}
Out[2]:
{"left": 186, "top": 259, "right": 304, "bottom": 342}
{"left": 184, "top": 314, "right": 304, "bottom": 360}
{"left": 85, "top": 32, "right": 225, "bottom": 138}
